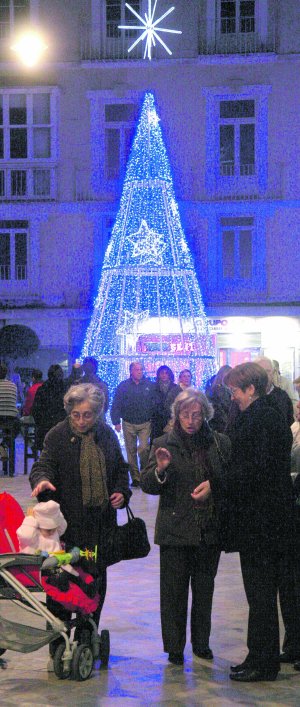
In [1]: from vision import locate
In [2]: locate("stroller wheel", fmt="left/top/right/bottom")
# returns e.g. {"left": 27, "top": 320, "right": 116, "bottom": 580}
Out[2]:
{"left": 53, "top": 643, "right": 71, "bottom": 679}
{"left": 99, "top": 629, "right": 110, "bottom": 666}
{"left": 74, "top": 625, "right": 92, "bottom": 646}
{"left": 72, "top": 644, "right": 94, "bottom": 681}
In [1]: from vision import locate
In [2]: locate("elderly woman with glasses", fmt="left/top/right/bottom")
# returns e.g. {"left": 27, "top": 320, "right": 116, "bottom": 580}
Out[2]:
{"left": 140, "top": 388, "right": 231, "bottom": 666}
{"left": 29, "top": 383, "right": 131, "bottom": 643}
{"left": 224, "top": 362, "right": 296, "bottom": 682}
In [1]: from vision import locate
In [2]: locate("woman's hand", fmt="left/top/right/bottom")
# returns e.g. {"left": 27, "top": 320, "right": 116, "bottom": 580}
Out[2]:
{"left": 31, "top": 480, "right": 56, "bottom": 497}
{"left": 191, "top": 480, "right": 211, "bottom": 502}
{"left": 110, "top": 492, "right": 124, "bottom": 509}
{"left": 155, "top": 447, "right": 172, "bottom": 472}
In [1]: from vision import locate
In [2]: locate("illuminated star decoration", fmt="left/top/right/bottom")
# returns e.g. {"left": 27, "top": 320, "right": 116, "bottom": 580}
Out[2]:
{"left": 129, "top": 219, "right": 166, "bottom": 264}
{"left": 119, "top": 0, "right": 182, "bottom": 61}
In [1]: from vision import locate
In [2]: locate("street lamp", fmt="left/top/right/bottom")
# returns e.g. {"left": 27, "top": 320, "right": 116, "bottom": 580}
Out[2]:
{"left": 10, "top": 30, "right": 48, "bottom": 67}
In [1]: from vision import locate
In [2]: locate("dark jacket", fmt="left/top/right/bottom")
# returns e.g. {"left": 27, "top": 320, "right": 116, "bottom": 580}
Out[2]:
{"left": 206, "top": 384, "right": 232, "bottom": 433}
{"left": 31, "top": 379, "right": 67, "bottom": 449}
{"left": 140, "top": 423, "right": 231, "bottom": 547}
{"left": 111, "top": 376, "right": 154, "bottom": 425}
{"left": 150, "top": 382, "right": 181, "bottom": 442}
{"left": 266, "top": 385, "right": 294, "bottom": 427}
{"left": 225, "top": 396, "right": 294, "bottom": 553}
{"left": 29, "top": 418, "right": 131, "bottom": 551}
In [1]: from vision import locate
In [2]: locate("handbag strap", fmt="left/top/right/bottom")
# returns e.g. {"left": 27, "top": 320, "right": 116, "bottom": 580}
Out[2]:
{"left": 125, "top": 505, "right": 135, "bottom": 521}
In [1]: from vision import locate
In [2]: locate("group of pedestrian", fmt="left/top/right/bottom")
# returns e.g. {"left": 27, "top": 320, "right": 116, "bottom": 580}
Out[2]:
{"left": 110, "top": 362, "right": 192, "bottom": 486}
{"left": 1, "top": 351, "right": 299, "bottom": 683}
{"left": 24, "top": 354, "right": 300, "bottom": 684}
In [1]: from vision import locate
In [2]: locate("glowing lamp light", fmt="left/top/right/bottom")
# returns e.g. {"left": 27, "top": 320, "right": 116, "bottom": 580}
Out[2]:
{"left": 11, "top": 31, "right": 48, "bottom": 67}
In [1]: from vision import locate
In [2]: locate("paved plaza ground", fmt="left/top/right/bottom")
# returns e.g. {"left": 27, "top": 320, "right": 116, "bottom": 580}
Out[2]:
{"left": 0, "top": 436, "right": 300, "bottom": 706}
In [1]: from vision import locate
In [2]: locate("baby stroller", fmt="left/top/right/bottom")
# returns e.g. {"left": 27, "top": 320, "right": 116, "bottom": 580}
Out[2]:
{"left": 0, "top": 492, "right": 110, "bottom": 680}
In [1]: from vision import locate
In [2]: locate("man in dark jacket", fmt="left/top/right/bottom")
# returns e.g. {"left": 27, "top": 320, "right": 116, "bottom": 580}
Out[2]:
{"left": 31, "top": 364, "right": 66, "bottom": 450}
{"left": 254, "top": 357, "right": 299, "bottom": 664}
{"left": 111, "top": 362, "right": 154, "bottom": 487}
{"left": 256, "top": 356, "right": 294, "bottom": 426}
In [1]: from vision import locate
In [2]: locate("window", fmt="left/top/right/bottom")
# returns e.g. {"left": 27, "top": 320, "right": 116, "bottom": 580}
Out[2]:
{"left": 0, "top": 90, "right": 56, "bottom": 199}
{"left": 106, "top": 0, "right": 140, "bottom": 38}
{"left": 219, "top": 99, "right": 255, "bottom": 177}
{"left": 104, "top": 102, "right": 137, "bottom": 180}
{"left": 0, "top": 220, "right": 28, "bottom": 280}
{"left": 0, "top": 0, "right": 30, "bottom": 38}
{"left": 221, "top": 0, "right": 255, "bottom": 35}
{"left": 221, "top": 217, "right": 253, "bottom": 280}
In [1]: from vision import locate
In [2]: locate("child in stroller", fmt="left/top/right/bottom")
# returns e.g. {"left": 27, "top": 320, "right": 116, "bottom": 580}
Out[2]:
{"left": 0, "top": 492, "right": 110, "bottom": 680}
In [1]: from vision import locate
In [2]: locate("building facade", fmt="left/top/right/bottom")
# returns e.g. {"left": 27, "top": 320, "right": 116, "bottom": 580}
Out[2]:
{"left": 0, "top": 0, "right": 299, "bottom": 384}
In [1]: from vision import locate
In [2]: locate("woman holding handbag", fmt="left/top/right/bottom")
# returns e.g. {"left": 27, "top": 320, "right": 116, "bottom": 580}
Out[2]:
{"left": 140, "top": 388, "right": 230, "bottom": 666}
{"left": 29, "top": 383, "right": 131, "bottom": 659}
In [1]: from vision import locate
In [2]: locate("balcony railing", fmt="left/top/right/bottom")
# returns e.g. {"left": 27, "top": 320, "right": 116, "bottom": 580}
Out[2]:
{"left": 220, "top": 162, "right": 256, "bottom": 177}
{"left": 80, "top": 19, "right": 276, "bottom": 62}
{"left": 0, "top": 165, "right": 56, "bottom": 200}
{"left": 81, "top": 24, "right": 143, "bottom": 62}
{"left": 199, "top": 20, "right": 276, "bottom": 56}
{"left": 74, "top": 167, "right": 283, "bottom": 203}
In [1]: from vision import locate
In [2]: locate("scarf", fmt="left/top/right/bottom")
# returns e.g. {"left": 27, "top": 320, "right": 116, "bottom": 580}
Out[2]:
{"left": 70, "top": 421, "right": 109, "bottom": 509}
{"left": 176, "top": 423, "right": 216, "bottom": 531}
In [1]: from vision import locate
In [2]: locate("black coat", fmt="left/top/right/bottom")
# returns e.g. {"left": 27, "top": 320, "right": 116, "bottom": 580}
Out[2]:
{"left": 150, "top": 383, "right": 181, "bottom": 442}
{"left": 140, "top": 423, "right": 231, "bottom": 547}
{"left": 29, "top": 418, "right": 131, "bottom": 551}
{"left": 225, "top": 397, "right": 294, "bottom": 552}
{"left": 31, "top": 379, "right": 67, "bottom": 449}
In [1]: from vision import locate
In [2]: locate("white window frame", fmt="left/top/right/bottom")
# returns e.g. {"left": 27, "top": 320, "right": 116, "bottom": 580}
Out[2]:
{"left": 220, "top": 217, "right": 254, "bottom": 281}
{"left": 0, "top": 87, "right": 58, "bottom": 200}
{"left": 207, "top": 0, "right": 268, "bottom": 49}
{"left": 88, "top": 90, "right": 139, "bottom": 193}
{"left": 0, "top": 221, "right": 28, "bottom": 283}
{"left": 219, "top": 99, "right": 255, "bottom": 178}
{"left": 202, "top": 84, "right": 271, "bottom": 198}
{"left": 90, "top": 0, "right": 143, "bottom": 58}
{"left": 219, "top": 0, "right": 256, "bottom": 35}
{"left": 0, "top": 0, "right": 39, "bottom": 38}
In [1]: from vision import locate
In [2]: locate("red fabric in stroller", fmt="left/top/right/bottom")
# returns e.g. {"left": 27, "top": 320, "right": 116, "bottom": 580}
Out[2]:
{"left": 41, "top": 567, "right": 99, "bottom": 614}
{"left": 0, "top": 492, "right": 100, "bottom": 614}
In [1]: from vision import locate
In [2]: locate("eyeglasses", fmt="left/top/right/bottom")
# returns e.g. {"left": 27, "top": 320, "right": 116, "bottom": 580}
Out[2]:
{"left": 179, "top": 412, "right": 203, "bottom": 421}
{"left": 70, "top": 411, "right": 95, "bottom": 421}
{"left": 228, "top": 387, "right": 239, "bottom": 396}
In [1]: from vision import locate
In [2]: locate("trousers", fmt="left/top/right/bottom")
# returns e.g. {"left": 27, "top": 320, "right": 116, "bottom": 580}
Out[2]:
{"left": 160, "top": 544, "right": 220, "bottom": 654}
{"left": 240, "top": 547, "right": 281, "bottom": 672}
{"left": 122, "top": 420, "right": 151, "bottom": 482}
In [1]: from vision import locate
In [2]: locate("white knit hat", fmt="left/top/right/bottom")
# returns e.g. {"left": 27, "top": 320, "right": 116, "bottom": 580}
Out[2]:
{"left": 33, "top": 501, "right": 63, "bottom": 530}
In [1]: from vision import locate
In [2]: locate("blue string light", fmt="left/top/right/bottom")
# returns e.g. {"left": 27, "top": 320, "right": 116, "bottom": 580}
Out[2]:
{"left": 81, "top": 92, "right": 216, "bottom": 394}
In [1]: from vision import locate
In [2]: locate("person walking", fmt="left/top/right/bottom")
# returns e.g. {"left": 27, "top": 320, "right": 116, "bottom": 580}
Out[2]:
{"left": 140, "top": 388, "right": 230, "bottom": 665}
{"left": 111, "top": 362, "right": 154, "bottom": 487}
{"left": 31, "top": 364, "right": 66, "bottom": 450}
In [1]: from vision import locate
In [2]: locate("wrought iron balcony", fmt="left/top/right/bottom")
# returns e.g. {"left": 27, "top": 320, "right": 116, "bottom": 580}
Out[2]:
{"left": 0, "top": 165, "right": 56, "bottom": 201}
{"left": 80, "top": 18, "right": 276, "bottom": 62}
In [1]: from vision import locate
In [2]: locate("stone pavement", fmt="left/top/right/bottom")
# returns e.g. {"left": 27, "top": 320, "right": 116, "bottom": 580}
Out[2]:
{"left": 0, "top": 436, "right": 300, "bottom": 706}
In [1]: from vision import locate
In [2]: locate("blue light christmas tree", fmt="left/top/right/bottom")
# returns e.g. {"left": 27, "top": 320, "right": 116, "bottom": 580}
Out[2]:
{"left": 81, "top": 92, "right": 216, "bottom": 392}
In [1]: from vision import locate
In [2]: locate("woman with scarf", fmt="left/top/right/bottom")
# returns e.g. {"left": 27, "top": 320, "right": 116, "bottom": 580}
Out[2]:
{"left": 140, "top": 388, "right": 230, "bottom": 666}
{"left": 29, "top": 383, "right": 131, "bottom": 654}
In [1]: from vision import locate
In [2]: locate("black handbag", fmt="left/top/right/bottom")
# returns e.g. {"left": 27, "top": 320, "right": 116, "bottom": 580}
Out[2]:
{"left": 103, "top": 505, "right": 151, "bottom": 567}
